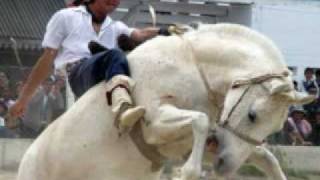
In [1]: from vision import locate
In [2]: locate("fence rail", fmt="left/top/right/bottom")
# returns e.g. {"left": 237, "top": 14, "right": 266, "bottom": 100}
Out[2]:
{"left": 111, "top": 0, "right": 250, "bottom": 27}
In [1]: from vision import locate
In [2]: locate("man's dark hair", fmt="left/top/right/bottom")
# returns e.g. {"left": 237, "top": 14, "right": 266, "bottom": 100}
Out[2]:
{"left": 0, "top": 101, "right": 8, "bottom": 112}
{"left": 304, "top": 67, "right": 314, "bottom": 75}
{"left": 72, "top": 0, "right": 84, "bottom": 6}
{"left": 84, "top": 0, "right": 95, "bottom": 4}
{"left": 316, "top": 69, "right": 320, "bottom": 77}
{"left": 72, "top": 0, "right": 95, "bottom": 6}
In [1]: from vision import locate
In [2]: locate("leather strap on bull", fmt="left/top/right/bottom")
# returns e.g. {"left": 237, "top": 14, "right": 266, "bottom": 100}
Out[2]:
{"left": 231, "top": 71, "right": 290, "bottom": 89}
{"left": 129, "top": 122, "right": 166, "bottom": 172}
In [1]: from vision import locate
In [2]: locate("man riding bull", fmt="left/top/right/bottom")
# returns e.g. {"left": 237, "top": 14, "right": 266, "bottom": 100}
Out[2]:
{"left": 9, "top": 0, "right": 174, "bottom": 133}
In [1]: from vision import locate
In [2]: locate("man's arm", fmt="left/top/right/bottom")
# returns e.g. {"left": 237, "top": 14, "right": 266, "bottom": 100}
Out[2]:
{"left": 130, "top": 24, "right": 188, "bottom": 43}
{"left": 130, "top": 27, "right": 160, "bottom": 43}
{"left": 9, "top": 48, "right": 57, "bottom": 118}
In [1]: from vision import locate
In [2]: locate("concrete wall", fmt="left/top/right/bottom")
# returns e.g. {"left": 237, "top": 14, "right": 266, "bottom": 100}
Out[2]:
{"left": 0, "top": 138, "right": 319, "bottom": 174}
{"left": 0, "top": 139, "right": 32, "bottom": 171}
{"left": 269, "top": 145, "right": 320, "bottom": 174}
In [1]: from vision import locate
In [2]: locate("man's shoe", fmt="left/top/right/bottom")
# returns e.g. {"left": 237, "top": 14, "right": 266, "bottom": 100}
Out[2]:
{"left": 118, "top": 105, "right": 145, "bottom": 133}
{"left": 106, "top": 75, "right": 145, "bottom": 134}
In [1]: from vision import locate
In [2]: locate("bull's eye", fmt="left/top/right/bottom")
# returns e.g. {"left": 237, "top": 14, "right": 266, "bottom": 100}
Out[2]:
{"left": 248, "top": 110, "right": 257, "bottom": 123}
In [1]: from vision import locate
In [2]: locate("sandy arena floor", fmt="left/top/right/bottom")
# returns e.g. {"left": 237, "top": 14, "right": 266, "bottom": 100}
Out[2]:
{"left": 0, "top": 171, "right": 16, "bottom": 180}
{"left": 2, "top": 171, "right": 319, "bottom": 180}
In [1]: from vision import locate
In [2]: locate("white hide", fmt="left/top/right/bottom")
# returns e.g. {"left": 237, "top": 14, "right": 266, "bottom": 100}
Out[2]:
{"left": 18, "top": 23, "right": 310, "bottom": 180}
{"left": 18, "top": 83, "right": 161, "bottom": 180}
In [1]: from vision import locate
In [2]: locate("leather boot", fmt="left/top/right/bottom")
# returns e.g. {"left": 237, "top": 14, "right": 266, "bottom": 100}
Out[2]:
{"left": 106, "top": 75, "right": 145, "bottom": 133}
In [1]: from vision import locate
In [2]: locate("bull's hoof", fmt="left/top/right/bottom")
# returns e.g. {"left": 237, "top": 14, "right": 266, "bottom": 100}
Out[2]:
{"left": 173, "top": 166, "right": 201, "bottom": 180}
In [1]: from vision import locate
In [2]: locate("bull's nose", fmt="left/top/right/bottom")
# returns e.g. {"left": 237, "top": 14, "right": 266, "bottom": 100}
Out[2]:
{"left": 216, "top": 156, "right": 225, "bottom": 168}
{"left": 214, "top": 155, "right": 226, "bottom": 171}
{"left": 213, "top": 154, "right": 232, "bottom": 176}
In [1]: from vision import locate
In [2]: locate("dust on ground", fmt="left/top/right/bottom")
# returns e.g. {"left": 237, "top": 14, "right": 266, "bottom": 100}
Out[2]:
{"left": 2, "top": 171, "right": 320, "bottom": 180}
{"left": 0, "top": 170, "right": 16, "bottom": 180}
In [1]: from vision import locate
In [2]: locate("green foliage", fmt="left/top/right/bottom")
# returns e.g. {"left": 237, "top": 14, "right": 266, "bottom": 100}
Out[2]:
{"left": 237, "top": 165, "right": 265, "bottom": 177}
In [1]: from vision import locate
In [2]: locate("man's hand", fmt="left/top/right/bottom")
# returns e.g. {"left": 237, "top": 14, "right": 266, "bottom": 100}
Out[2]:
{"left": 118, "top": 34, "right": 138, "bottom": 51}
{"left": 6, "top": 99, "right": 27, "bottom": 129}
{"left": 158, "top": 24, "right": 189, "bottom": 36}
{"left": 9, "top": 99, "right": 27, "bottom": 119}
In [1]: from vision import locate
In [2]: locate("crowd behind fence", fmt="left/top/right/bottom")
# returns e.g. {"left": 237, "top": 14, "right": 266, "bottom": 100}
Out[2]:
{"left": 0, "top": 66, "right": 66, "bottom": 138}
{"left": 1, "top": 66, "right": 320, "bottom": 146}
{"left": 268, "top": 68, "right": 320, "bottom": 146}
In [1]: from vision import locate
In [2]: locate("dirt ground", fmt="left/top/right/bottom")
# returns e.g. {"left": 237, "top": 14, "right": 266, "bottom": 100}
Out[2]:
{"left": 0, "top": 171, "right": 16, "bottom": 180}
{"left": 2, "top": 171, "right": 319, "bottom": 180}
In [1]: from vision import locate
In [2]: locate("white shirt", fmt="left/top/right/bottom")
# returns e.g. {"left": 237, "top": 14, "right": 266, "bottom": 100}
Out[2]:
{"left": 0, "top": 117, "right": 4, "bottom": 127}
{"left": 42, "top": 6, "right": 135, "bottom": 69}
{"left": 299, "top": 78, "right": 320, "bottom": 98}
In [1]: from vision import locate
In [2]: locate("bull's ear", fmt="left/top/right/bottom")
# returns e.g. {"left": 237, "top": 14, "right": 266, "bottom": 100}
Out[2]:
{"left": 268, "top": 78, "right": 292, "bottom": 95}
{"left": 270, "top": 83, "right": 291, "bottom": 95}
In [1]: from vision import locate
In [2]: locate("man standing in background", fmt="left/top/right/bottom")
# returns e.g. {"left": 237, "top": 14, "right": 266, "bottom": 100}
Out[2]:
{"left": 19, "top": 77, "right": 63, "bottom": 138}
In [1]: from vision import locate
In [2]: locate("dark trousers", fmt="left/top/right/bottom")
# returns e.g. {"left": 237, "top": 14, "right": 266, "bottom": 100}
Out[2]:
{"left": 68, "top": 49, "right": 130, "bottom": 97}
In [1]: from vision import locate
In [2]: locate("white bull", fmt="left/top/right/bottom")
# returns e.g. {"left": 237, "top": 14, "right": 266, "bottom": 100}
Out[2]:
{"left": 17, "top": 23, "right": 314, "bottom": 180}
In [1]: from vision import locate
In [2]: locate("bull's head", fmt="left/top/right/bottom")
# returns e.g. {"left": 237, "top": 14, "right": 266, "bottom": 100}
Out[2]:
{"left": 210, "top": 76, "right": 315, "bottom": 177}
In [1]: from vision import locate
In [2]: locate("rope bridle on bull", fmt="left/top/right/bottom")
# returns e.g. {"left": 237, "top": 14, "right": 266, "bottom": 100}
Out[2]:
{"left": 199, "top": 63, "right": 289, "bottom": 146}
{"left": 183, "top": 35, "right": 290, "bottom": 146}
{"left": 197, "top": 62, "right": 289, "bottom": 146}
{"left": 219, "top": 71, "right": 289, "bottom": 146}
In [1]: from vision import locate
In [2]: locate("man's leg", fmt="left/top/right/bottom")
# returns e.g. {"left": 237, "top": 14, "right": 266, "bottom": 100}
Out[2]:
{"left": 68, "top": 49, "right": 145, "bottom": 132}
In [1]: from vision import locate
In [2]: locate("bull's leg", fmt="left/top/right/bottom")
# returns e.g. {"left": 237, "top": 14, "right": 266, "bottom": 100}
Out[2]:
{"left": 144, "top": 104, "right": 210, "bottom": 180}
{"left": 246, "top": 146, "right": 287, "bottom": 180}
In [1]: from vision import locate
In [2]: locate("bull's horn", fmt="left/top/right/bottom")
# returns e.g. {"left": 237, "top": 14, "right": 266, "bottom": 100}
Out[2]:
{"left": 276, "top": 90, "right": 316, "bottom": 105}
{"left": 291, "top": 91, "right": 316, "bottom": 105}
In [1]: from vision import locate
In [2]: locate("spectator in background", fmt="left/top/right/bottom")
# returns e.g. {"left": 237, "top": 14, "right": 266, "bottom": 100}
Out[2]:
{"left": 50, "top": 76, "right": 66, "bottom": 120}
{"left": 315, "top": 69, "right": 320, "bottom": 103}
{"left": 0, "top": 78, "right": 4, "bottom": 96}
{"left": 293, "top": 80, "right": 299, "bottom": 91}
{"left": 310, "top": 108, "right": 320, "bottom": 146}
{"left": 316, "top": 69, "right": 320, "bottom": 87}
{"left": 303, "top": 87, "right": 320, "bottom": 118}
{"left": 0, "top": 101, "right": 7, "bottom": 126}
{"left": 19, "top": 76, "right": 63, "bottom": 138}
{"left": 15, "top": 81, "right": 25, "bottom": 99}
{"left": 301, "top": 68, "right": 319, "bottom": 97}
{"left": 282, "top": 106, "right": 312, "bottom": 146}
{"left": 0, "top": 72, "right": 9, "bottom": 98}
{"left": 0, "top": 72, "right": 9, "bottom": 90}
{"left": 0, "top": 101, "right": 16, "bottom": 138}
{"left": 2, "top": 88, "right": 15, "bottom": 108}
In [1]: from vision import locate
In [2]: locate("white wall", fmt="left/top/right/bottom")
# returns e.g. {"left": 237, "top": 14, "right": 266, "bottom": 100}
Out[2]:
{"left": 0, "top": 139, "right": 32, "bottom": 171}
{"left": 252, "top": 1, "right": 320, "bottom": 81}
{"left": 1, "top": 138, "right": 320, "bottom": 175}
